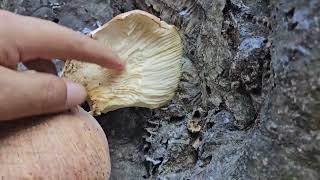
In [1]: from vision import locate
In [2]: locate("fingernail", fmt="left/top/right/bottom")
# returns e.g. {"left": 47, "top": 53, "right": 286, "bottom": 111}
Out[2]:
{"left": 116, "top": 61, "right": 126, "bottom": 70}
{"left": 113, "top": 55, "right": 126, "bottom": 70}
{"left": 65, "top": 80, "right": 87, "bottom": 107}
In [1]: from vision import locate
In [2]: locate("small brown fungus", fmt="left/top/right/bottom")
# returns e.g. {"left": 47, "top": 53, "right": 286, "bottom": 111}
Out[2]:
{"left": 187, "top": 120, "right": 202, "bottom": 133}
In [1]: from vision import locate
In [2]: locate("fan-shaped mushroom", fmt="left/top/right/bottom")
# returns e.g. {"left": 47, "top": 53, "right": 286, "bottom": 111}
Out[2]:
{"left": 63, "top": 10, "right": 183, "bottom": 115}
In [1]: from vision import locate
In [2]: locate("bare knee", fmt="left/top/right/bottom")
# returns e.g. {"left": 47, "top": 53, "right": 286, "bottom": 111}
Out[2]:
{"left": 0, "top": 107, "right": 111, "bottom": 179}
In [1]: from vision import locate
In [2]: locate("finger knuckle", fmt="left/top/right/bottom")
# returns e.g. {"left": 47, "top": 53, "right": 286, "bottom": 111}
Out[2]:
{"left": 40, "top": 76, "right": 65, "bottom": 112}
{"left": 0, "top": 11, "right": 16, "bottom": 28}
{"left": 6, "top": 47, "right": 19, "bottom": 66}
{"left": 0, "top": 10, "right": 14, "bottom": 19}
{"left": 7, "top": 46, "right": 20, "bottom": 65}
{"left": 0, "top": 48, "right": 9, "bottom": 66}
{"left": 0, "top": 42, "right": 20, "bottom": 67}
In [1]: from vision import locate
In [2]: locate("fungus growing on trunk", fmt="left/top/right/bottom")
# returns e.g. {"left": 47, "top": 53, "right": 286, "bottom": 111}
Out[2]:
{"left": 63, "top": 10, "right": 182, "bottom": 115}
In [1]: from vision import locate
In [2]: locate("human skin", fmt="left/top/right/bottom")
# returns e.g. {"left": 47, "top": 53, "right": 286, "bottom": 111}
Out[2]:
{"left": 0, "top": 10, "right": 123, "bottom": 178}
{"left": 0, "top": 106, "right": 112, "bottom": 179}
{"left": 0, "top": 10, "right": 124, "bottom": 120}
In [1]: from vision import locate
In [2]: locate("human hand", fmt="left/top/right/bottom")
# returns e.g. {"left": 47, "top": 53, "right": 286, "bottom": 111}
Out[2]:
{"left": 0, "top": 10, "right": 124, "bottom": 120}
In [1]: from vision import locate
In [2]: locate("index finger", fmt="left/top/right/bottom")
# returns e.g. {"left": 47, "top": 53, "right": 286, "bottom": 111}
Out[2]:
{"left": 0, "top": 10, "right": 124, "bottom": 70}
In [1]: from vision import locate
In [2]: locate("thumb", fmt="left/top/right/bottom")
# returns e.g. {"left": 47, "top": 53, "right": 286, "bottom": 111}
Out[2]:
{"left": 0, "top": 66, "right": 86, "bottom": 120}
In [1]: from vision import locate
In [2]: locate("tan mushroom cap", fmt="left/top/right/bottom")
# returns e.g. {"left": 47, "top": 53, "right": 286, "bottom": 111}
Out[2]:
{"left": 62, "top": 10, "right": 183, "bottom": 115}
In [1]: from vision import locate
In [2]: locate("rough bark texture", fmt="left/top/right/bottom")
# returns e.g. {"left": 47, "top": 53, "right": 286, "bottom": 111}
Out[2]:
{"left": 1, "top": 0, "right": 319, "bottom": 179}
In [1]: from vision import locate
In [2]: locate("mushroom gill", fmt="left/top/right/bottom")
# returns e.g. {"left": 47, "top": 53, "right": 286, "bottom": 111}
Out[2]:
{"left": 62, "top": 10, "right": 182, "bottom": 115}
